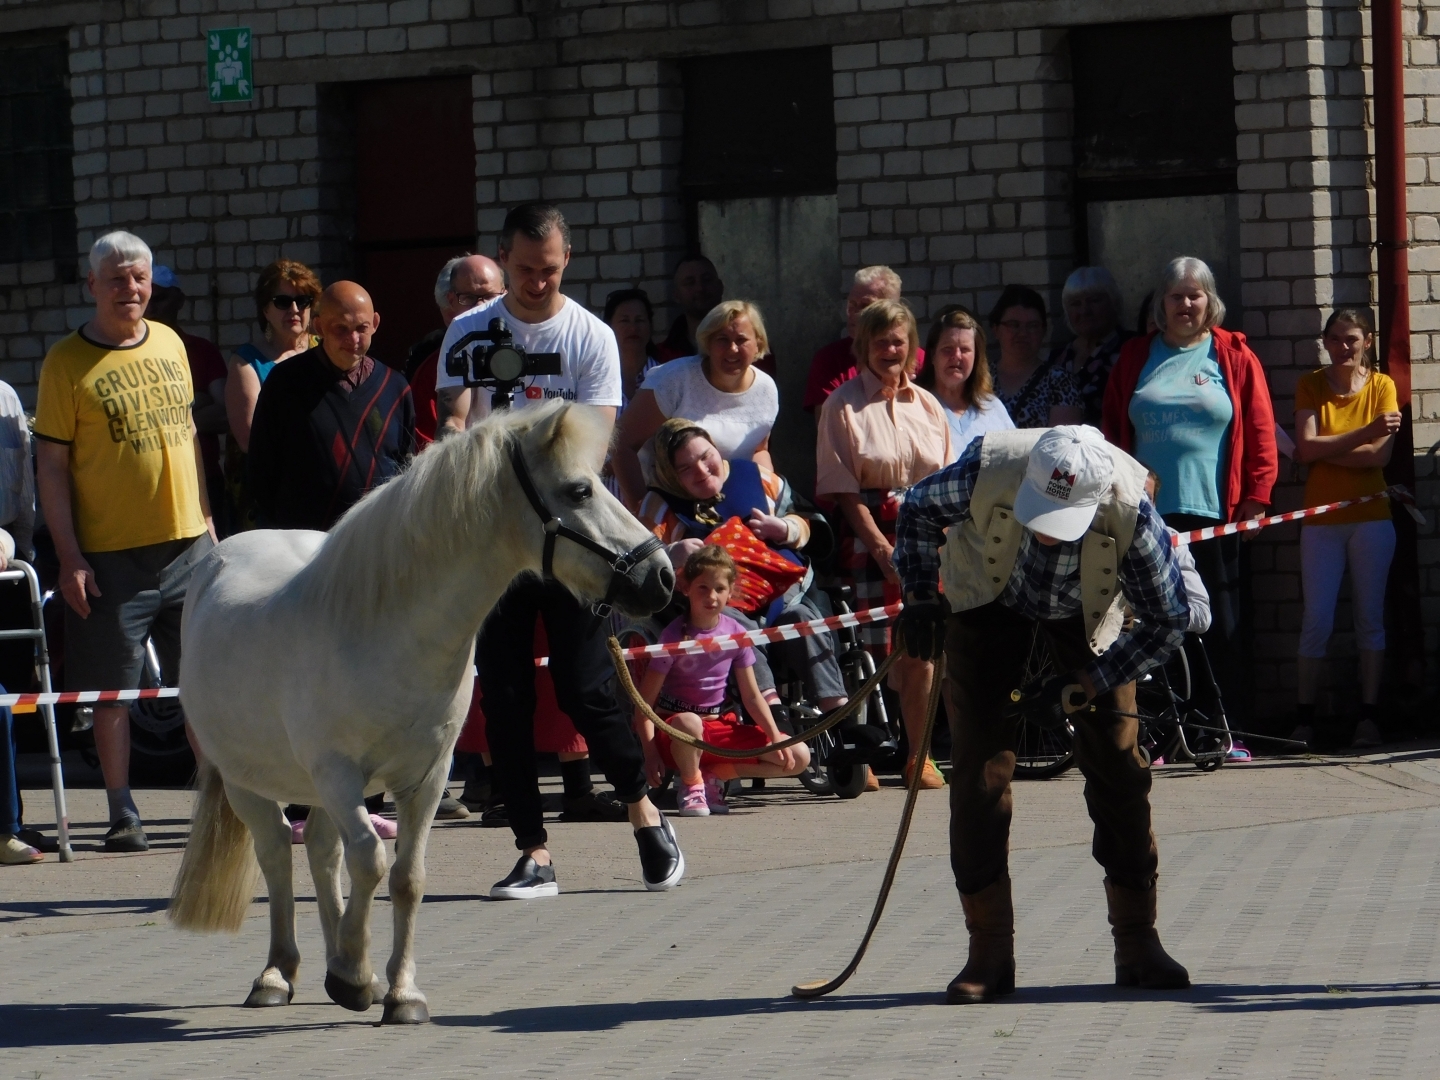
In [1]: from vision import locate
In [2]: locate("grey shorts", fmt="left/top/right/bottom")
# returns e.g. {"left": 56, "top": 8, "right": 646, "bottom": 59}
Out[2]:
{"left": 64, "top": 533, "right": 214, "bottom": 692}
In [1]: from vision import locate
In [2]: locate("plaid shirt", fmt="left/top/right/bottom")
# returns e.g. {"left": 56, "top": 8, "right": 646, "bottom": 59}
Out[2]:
{"left": 895, "top": 442, "right": 1189, "bottom": 694}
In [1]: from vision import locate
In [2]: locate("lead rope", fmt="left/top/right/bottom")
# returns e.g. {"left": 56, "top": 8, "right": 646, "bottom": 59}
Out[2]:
{"left": 606, "top": 631, "right": 946, "bottom": 1000}
{"left": 792, "top": 648, "right": 945, "bottom": 999}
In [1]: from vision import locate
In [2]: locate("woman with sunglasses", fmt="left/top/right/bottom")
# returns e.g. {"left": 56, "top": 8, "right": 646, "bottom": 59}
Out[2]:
{"left": 987, "top": 284, "right": 1083, "bottom": 429}
{"left": 224, "top": 259, "right": 320, "bottom": 529}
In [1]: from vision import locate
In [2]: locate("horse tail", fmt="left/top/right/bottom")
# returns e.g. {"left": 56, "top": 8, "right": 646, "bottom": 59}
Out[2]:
{"left": 168, "top": 762, "right": 260, "bottom": 933}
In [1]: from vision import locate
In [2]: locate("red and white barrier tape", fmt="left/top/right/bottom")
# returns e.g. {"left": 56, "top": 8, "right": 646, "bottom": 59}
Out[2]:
{"left": 535, "top": 602, "right": 904, "bottom": 666}
{"left": 1170, "top": 485, "right": 1420, "bottom": 546}
{"left": 0, "top": 687, "right": 179, "bottom": 708}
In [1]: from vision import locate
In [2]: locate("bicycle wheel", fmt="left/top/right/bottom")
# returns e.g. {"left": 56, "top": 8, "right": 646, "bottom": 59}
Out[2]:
{"left": 1012, "top": 625, "right": 1076, "bottom": 779}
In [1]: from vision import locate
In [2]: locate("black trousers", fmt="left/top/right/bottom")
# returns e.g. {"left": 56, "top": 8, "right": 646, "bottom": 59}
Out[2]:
{"left": 946, "top": 601, "right": 1158, "bottom": 895}
{"left": 478, "top": 577, "right": 648, "bottom": 850}
{"left": 1165, "top": 514, "right": 1250, "bottom": 729}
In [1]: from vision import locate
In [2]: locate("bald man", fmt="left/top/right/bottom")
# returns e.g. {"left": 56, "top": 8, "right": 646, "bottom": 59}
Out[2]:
{"left": 248, "top": 281, "right": 415, "bottom": 530}
{"left": 415, "top": 255, "right": 505, "bottom": 446}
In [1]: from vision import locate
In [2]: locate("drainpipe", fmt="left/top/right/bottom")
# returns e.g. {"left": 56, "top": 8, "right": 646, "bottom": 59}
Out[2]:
{"left": 1372, "top": 0, "right": 1424, "bottom": 686}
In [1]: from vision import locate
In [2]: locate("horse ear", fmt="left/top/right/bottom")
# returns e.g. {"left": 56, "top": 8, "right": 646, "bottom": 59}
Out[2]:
{"left": 532, "top": 401, "right": 572, "bottom": 453}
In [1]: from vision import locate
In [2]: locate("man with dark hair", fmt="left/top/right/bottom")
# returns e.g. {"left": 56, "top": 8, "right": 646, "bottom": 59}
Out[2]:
{"left": 248, "top": 281, "right": 415, "bottom": 530}
{"left": 654, "top": 255, "right": 724, "bottom": 362}
{"left": 434, "top": 202, "right": 685, "bottom": 900}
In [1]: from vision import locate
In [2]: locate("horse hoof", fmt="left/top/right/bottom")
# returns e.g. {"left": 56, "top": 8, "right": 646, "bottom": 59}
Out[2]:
{"left": 381, "top": 999, "right": 430, "bottom": 1025}
{"left": 324, "top": 970, "right": 374, "bottom": 1012}
{"left": 243, "top": 985, "right": 293, "bottom": 1008}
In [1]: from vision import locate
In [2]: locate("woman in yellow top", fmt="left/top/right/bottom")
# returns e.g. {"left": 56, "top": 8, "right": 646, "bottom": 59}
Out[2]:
{"left": 1291, "top": 309, "right": 1401, "bottom": 750}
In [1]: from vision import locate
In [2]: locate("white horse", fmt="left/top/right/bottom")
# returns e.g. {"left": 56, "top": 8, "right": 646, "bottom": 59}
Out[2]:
{"left": 168, "top": 401, "right": 673, "bottom": 1024}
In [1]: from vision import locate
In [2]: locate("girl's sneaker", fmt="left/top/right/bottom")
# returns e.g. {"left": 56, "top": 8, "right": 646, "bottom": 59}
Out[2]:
{"left": 676, "top": 780, "right": 710, "bottom": 816}
{"left": 703, "top": 776, "right": 730, "bottom": 815}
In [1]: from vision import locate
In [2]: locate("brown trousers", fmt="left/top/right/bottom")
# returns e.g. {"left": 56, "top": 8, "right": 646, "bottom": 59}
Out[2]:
{"left": 945, "top": 600, "right": 1158, "bottom": 896}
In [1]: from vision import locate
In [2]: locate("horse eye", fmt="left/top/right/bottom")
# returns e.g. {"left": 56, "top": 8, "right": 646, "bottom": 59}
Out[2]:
{"left": 567, "top": 481, "right": 592, "bottom": 503}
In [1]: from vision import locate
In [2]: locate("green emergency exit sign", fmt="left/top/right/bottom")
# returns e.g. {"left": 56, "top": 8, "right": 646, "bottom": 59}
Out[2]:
{"left": 207, "top": 27, "right": 252, "bottom": 103}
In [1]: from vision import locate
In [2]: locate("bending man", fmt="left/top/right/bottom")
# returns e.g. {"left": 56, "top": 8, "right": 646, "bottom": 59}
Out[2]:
{"left": 894, "top": 425, "right": 1191, "bottom": 1003}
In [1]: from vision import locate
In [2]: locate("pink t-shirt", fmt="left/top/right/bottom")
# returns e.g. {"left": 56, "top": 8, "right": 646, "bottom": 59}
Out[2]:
{"left": 647, "top": 613, "right": 755, "bottom": 711}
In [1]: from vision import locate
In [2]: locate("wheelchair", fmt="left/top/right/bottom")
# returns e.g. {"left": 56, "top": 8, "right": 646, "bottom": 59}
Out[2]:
{"left": 1009, "top": 624, "right": 1232, "bottom": 780}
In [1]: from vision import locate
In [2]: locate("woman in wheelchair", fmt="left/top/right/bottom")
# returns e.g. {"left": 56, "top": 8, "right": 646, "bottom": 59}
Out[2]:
{"left": 636, "top": 418, "right": 848, "bottom": 715}
{"left": 631, "top": 546, "right": 809, "bottom": 816}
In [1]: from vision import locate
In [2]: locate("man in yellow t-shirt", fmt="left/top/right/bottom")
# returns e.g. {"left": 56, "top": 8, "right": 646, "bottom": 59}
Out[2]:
{"left": 34, "top": 231, "right": 215, "bottom": 854}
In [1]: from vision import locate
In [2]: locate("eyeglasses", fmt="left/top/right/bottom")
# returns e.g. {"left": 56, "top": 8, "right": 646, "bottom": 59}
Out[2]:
{"left": 269, "top": 294, "right": 313, "bottom": 311}
{"left": 997, "top": 320, "right": 1044, "bottom": 334}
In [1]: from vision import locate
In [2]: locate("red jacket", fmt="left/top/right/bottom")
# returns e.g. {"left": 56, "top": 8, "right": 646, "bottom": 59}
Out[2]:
{"left": 1101, "top": 326, "right": 1277, "bottom": 521}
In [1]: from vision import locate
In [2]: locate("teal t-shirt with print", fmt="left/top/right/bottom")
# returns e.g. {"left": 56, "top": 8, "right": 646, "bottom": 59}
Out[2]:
{"left": 1127, "top": 335, "right": 1233, "bottom": 519}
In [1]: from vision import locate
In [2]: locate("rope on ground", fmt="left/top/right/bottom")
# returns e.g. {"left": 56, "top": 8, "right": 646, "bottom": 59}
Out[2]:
{"left": 606, "top": 635, "right": 900, "bottom": 758}
{"left": 791, "top": 648, "right": 946, "bottom": 1000}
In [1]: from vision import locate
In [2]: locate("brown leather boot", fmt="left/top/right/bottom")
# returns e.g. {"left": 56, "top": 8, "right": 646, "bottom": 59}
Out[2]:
{"left": 1104, "top": 878, "right": 1190, "bottom": 989}
{"left": 946, "top": 875, "right": 1016, "bottom": 1003}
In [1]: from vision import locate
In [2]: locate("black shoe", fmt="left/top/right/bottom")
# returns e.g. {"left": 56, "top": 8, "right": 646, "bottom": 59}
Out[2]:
{"left": 479, "top": 801, "right": 509, "bottom": 828}
{"left": 560, "top": 789, "right": 629, "bottom": 822}
{"left": 634, "top": 814, "right": 685, "bottom": 891}
{"left": 489, "top": 855, "right": 559, "bottom": 899}
{"left": 434, "top": 795, "right": 470, "bottom": 820}
{"left": 16, "top": 829, "right": 58, "bottom": 854}
{"left": 104, "top": 815, "right": 149, "bottom": 853}
{"left": 459, "top": 778, "right": 491, "bottom": 812}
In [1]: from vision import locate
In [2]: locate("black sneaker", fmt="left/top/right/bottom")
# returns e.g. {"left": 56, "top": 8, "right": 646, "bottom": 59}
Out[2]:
{"left": 489, "top": 855, "right": 559, "bottom": 900}
{"left": 103, "top": 815, "right": 149, "bottom": 853}
{"left": 634, "top": 814, "right": 685, "bottom": 891}
{"left": 434, "top": 795, "right": 470, "bottom": 820}
{"left": 479, "top": 801, "right": 510, "bottom": 828}
{"left": 459, "top": 778, "right": 491, "bottom": 812}
{"left": 560, "top": 789, "right": 629, "bottom": 823}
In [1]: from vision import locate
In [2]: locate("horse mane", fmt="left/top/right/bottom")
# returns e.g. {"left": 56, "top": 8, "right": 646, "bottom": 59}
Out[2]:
{"left": 292, "top": 400, "right": 610, "bottom": 626}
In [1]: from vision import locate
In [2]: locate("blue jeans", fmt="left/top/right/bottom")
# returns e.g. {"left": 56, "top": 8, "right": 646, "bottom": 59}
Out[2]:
{"left": 1, "top": 686, "right": 19, "bottom": 835}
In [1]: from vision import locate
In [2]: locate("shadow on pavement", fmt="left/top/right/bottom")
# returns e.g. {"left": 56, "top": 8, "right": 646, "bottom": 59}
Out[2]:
{"left": 0, "top": 1002, "right": 355, "bottom": 1047}
{"left": 0, "top": 897, "right": 168, "bottom": 921}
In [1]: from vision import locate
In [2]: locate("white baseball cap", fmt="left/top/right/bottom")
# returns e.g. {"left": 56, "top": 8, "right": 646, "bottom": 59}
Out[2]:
{"left": 1012, "top": 425, "right": 1114, "bottom": 543}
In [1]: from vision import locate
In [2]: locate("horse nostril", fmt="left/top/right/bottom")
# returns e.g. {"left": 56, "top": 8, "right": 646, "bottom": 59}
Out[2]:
{"left": 656, "top": 566, "right": 675, "bottom": 595}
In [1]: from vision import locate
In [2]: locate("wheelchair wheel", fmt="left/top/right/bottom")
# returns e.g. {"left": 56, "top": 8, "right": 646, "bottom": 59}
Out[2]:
{"left": 1011, "top": 625, "right": 1076, "bottom": 780}
{"left": 830, "top": 763, "right": 869, "bottom": 799}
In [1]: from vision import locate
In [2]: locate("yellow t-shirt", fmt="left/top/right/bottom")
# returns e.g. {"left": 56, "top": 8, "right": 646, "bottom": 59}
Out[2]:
{"left": 34, "top": 322, "right": 206, "bottom": 553}
{"left": 1294, "top": 368, "right": 1398, "bottom": 525}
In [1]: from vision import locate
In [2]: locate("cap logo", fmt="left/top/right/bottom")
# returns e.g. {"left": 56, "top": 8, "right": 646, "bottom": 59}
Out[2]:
{"left": 1046, "top": 467, "right": 1076, "bottom": 501}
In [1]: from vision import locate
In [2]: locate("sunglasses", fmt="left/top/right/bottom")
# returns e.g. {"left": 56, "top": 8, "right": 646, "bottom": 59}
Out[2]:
{"left": 269, "top": 294, "right": 313, "bottom": 311}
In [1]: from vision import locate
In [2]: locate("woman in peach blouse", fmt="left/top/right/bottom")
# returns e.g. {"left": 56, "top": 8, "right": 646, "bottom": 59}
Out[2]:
{"left": 816, "top": 299, "right": 953, "bottom": 789}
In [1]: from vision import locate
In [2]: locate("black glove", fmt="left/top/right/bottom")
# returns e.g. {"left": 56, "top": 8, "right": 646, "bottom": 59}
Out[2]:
{"left": 1004, "top": 674, "right": 1089, "bottom": 730}
{"left": 897, "top": 586, "right": 947, "bottom": 661}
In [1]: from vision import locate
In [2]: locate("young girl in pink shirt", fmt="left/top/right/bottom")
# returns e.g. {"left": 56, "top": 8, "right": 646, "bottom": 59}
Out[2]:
{"left": 632, "top": 545, "right": 810, "bottom": 815}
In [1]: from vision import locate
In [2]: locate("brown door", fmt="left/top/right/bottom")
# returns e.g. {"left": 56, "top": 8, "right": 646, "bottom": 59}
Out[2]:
{"left": 353, "top": 76, "right": 474, "bottom": 368}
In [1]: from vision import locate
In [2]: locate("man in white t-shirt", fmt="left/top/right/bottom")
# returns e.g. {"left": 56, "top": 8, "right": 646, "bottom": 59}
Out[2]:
{"left": 438, "top": 203, "right": 683, "bottom": 901}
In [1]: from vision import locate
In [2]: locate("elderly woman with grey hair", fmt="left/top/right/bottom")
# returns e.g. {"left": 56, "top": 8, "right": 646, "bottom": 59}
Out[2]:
{"left": 1050, "top": 266, "right": 1132, "bottom": 425}
{"left": 1103, "top": 255, "right": 1278, "bottom": 728}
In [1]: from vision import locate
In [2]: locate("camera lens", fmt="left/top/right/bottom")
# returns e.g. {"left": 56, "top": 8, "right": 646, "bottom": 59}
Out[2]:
{"left": 490, "top": 346, "right": 525, "bottom": 382}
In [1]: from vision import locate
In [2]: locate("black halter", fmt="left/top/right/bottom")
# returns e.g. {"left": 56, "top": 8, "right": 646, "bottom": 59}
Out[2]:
{"left": 509, "top": 442, "right": 665, "bottom": 619}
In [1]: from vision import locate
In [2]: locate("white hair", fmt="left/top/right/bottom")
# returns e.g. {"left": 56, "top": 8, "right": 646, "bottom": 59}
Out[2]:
{"left": 433, "top": 255, "right": 471, "bottom": 309}
{"left": 89, "top": 231, "right": 153, "bottom": 274}
{"left": 853, "top": 265, "right": 902, "bottom": 297}
{"left": 1061, "top": 266, "right": 1123, "bottom": 325}
{"left": 1153, "top": 256, "right": 1226, "bottom": 334}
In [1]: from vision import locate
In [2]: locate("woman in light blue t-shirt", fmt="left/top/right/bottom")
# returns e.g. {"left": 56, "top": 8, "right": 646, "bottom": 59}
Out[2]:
{"left": 916, "top": 306, "right": 1014, "bottom": 460}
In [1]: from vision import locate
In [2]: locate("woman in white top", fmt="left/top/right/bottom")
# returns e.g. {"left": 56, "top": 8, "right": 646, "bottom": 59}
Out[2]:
{"left": 613, "top": 299, "right": 779, "bottom": 510}
{"left": 915, "top": 307, "right": 1014, "bottom": 459}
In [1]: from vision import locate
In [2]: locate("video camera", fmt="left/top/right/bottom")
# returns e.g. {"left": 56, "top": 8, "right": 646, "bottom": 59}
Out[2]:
{"left": 444, "top": 317, "right": 562, "bottom": 410}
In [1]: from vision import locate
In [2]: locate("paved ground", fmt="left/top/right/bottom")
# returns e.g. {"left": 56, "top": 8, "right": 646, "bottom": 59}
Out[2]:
{"left": 6, "top": 746, "right": 1440, "bottom": 1078}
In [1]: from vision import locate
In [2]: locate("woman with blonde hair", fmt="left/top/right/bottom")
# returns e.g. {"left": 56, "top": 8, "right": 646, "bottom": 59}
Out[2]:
{"left": 1291, "top": 308, "right": 1401, "bottom": 750}
{"left": 817, "top": 299, "right": 952, "bottom": 789}
{"left": 917, "top": 306, "right": 1014, "bottom": 454}
{"left": 613, "top": 299, "right": 779, "bottom": 509}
